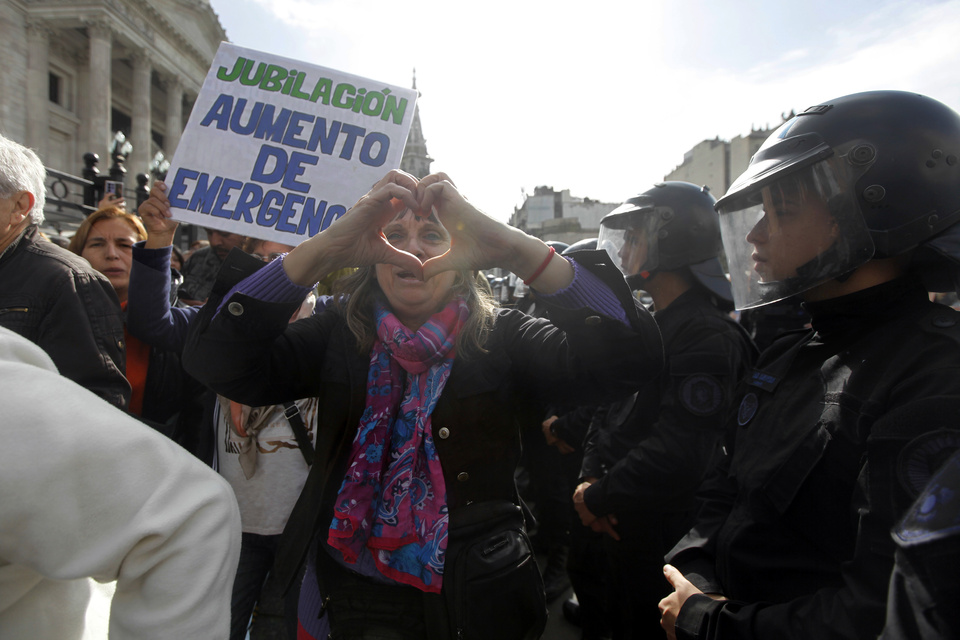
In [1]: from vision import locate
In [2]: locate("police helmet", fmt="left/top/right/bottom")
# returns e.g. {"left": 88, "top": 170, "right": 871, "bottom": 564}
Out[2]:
{"left": 717, "top": 90, "right": 960, "bottom": 309}
{"left": 598, "top": 182, "right": 732, "bottom": 304}
{"left": 562, "top": 237, "right": 598, "bottom": 255}
{"left": 545, "top": 240, "right": 570, "bottom": 254}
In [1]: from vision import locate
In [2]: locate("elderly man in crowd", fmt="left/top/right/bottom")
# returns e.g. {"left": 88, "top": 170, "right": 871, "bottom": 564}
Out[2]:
{"left": 0, "top": 133, "right": 129, "bottom": 408}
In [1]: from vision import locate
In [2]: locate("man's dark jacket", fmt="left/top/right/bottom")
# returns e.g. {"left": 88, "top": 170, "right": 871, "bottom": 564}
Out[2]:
{"left": 0, "top": 225, "right": 129, "bottom": 408}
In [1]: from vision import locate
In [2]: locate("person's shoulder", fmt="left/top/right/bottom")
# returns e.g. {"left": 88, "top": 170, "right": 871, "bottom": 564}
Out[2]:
{"left": 20, "top": 231, "right": 106, "bottom": 281}
{"left": 906, "top": 300, "right": 960, "bottom": 347}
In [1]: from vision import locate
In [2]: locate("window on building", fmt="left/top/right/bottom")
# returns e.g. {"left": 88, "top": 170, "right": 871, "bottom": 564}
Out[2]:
{"left": 49, "top": 72, "right": 62, "bottom": 105}
{"left": 48, "top": 63, "right": 76, "bottom": 111}
{"left": 111, "top": 109, "right": 132, "bottom": 138}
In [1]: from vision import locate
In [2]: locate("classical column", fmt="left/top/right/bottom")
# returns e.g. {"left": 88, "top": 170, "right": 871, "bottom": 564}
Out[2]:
{"left": 130, "top": 49, "right": 152, "bottom": 177}
{"left": 84, "top": 20, "right": 113, "bottom": 163}
{"left": 163, "top": 75, "right": 183, "bottom": 157}
{"left": 26, "top": 20, "right": 52, "bottom": 161}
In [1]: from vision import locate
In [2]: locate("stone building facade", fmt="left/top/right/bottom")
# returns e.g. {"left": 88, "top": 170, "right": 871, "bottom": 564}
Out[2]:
{"left": 509, "top": 186, "right": 618, "bottom": 246}
{"left": 663, "top": 125, "right": 779, "bottom": 198}
{"left": 0, "top": 0, "right": 226, "bottom": 183}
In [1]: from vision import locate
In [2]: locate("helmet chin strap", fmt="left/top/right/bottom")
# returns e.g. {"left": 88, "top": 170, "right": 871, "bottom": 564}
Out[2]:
{"left": 626, "top": 270, "right": 653, "bottom": 290}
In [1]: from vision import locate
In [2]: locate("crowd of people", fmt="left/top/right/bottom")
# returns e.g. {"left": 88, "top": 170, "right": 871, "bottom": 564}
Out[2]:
{"left": 2, "top": 88, "right": 959, "bottom": 640}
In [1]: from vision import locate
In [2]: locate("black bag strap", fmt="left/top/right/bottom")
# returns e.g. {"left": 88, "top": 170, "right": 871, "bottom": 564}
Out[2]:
{"left": 282, "top": 401, "right": 315, "bottom": 466}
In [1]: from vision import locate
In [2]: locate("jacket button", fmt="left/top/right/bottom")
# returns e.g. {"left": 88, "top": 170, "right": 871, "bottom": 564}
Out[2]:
{"left": 457, "top": 472, "right": 469, "bottom": 482}
{"left": 585, "top": 315, "right": 601, "bottom": 325}
{"left": 438, "top": 427, "right": 450, "bottom": 439}
{"left": 227, "top": 301, "right": 244, "bottom": 316}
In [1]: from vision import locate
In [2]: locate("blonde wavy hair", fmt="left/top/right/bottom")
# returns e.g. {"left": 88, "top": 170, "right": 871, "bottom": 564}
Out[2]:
{"left": 332, "top": 266, "right": 497, "bottom": 359}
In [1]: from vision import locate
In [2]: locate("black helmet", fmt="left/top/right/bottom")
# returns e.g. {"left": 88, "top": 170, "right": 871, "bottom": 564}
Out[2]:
{"left": 545, "top": 240, "right": 570, "bottom": 254}
{"left": 598, "top": 182, "right": 732, "bottom": 305}
{"left": 717, "top": 90, "right": 960, "bottom": 309}
{"left": 562, "top": 237, "right": 598, "bottom": 255}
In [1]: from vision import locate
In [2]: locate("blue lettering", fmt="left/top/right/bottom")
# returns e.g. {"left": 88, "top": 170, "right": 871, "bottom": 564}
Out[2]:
{"left": 338, "top": 124, "right": 365, "bottom": 160}
{"left": 322, "top": 204, "right": 348, "bottom": 230}
{"left": 281, "top": 152, "right": 319, "bottom": 193}
{"left": 168, "top": 168, "right": 197, "bottom": 208}
{"left": 281, "top": 111, "right": 313, "bottom": 149}
{"left": 306, "top": 118, "right": 341, "bottom": 155}
{"left": 276, "top": 194, "right": 304, "bottom": 234}
{"left": 210, "top": 178, "right": 242, "bottom": 219}
{"left": 229, "top": 98, "right": 263, "bottom": 135}
{"left": 297, "top": 198, "right": 326, "bottom": 236}
{"left": 257, "top": 190, "right": 284, "bottom": 227}
{"left": 253, "top": 105, "right": 291, "bottom": 143}
{"left": 359, "top": 132, "right": 389, "bottom": 167}
{"left": 251, "top": 145, "right": 287, "bottom": 184}
{"left": 199, "top": 94, "right": 232, "bottom": 130}
{"left": 234, "top": 183, "right": 263, "bottom": 223}
{"left": 187, "top": 173, "right": 223, "bottom": 214}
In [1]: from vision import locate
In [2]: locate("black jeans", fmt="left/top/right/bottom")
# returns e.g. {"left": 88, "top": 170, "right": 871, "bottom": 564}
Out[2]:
{"left": 231, "top": 532, "right": 299, "bottom": 640}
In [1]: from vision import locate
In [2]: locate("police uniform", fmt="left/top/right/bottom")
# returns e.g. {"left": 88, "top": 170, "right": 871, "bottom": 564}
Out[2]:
{"left": 581, "top": 287, "right": 757, "bottom": 638}
{"left": 666, "top": 278, "right": 960, "bottom": 639}
{"left": 880, "top": 448, "right": 960, "bottom": 640}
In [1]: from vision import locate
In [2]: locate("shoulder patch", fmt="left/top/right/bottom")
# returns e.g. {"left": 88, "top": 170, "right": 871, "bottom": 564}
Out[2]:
{"left": 898, "top": 429, "right": 960, "bottom": 498}
{"left": 895, "top": 449, "right": 960, "bottom": 547}
{"left": 680, "top": 374, "right": 724, "bottom": 417}
{"left": 738, "top": 392, "right": 759, "bottom": 426}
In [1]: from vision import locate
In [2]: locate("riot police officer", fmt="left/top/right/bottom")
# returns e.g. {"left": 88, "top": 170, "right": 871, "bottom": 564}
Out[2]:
{"left": 571, "top": 182, "right": 757, "bottom": 639}
{"left": 659, "top": 90, "right": 960, "bottom": 640}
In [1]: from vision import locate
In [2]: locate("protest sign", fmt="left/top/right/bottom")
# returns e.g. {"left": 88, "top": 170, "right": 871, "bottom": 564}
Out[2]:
{"left": 166, "top": 42, "right": 417, "bottom": 244}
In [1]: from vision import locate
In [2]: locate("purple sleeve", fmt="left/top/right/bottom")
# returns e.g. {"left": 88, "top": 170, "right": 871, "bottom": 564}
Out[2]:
{"left": 535, "top": 258, "right": 630, "bottom": 326}
{"left": 217, "top": 256, "right": 314, "bottom": 312}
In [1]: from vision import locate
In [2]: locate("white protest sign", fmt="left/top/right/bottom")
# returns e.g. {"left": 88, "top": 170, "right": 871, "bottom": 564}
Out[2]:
{"left": 166, "top": 42, "right": 417, "bottom": 244}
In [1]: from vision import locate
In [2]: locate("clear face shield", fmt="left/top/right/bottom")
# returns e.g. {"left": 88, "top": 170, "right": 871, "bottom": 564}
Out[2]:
{"left": 598, "top": 203, "right": 663, "bottom": 278}
{"left": 718, "top": 154, "right": 876, "bottom": 309}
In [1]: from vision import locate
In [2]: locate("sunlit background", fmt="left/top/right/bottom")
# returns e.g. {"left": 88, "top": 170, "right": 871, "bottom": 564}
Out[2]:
{"left": 209, "top": 0, "right": 960, "bottom": 221}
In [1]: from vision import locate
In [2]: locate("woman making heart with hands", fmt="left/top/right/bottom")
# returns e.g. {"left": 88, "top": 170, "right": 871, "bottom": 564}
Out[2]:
{"left": 183, "top": 169, "right": 663, "bottom": 640}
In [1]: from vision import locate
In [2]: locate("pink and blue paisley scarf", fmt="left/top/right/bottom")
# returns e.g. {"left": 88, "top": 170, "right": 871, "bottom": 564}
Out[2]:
{"left": 327, "top": 296, "right": 469, "bottom": 593}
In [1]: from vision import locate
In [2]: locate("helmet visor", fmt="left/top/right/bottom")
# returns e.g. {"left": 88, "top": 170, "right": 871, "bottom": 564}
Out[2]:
{"left": 718, "top": 155, "right": 875, "bottom": 309}
{"left": 598, "top": 202, "right": 663, "bottom": 277}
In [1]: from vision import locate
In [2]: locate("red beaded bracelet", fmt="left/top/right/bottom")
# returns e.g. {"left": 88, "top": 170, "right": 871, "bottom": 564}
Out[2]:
{"left": 523, "top": 246, "right": 556, "bottom": 286}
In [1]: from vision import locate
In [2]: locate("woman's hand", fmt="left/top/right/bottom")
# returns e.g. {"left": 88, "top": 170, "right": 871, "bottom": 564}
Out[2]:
{"left": 138, "top": 181, "right": 178, "bottom": 249}
{"left": 418, "top": 173, "right": 574, "bottom": 293}
{"left": 98, "top": 192, "right": 126, "bottom": 211}
{"left": 281, "top": 170, "right": 426, "bottom": 286}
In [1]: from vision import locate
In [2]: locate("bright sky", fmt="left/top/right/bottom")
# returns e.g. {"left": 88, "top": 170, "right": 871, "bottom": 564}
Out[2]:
{"left": 207, "top": 0, "right": 960, "bottom": 222}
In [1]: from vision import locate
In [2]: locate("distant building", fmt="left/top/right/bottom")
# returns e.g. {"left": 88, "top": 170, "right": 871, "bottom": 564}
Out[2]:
{"left": 400, "top": 70, "right": 432, "bottom": 179}
{"left": 664, "top": 121, "right": 788, "bottom": 197}
{"left": 509, "top": 186, "right": 618, "bottom": 246}
{"left": 0, "top": 0, "right": 225, "bottom": 182}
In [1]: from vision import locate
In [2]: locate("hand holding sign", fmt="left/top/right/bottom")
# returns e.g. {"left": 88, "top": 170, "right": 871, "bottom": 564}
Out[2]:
{"left": 139, "top": 182, "right": 180, "bottom": 249}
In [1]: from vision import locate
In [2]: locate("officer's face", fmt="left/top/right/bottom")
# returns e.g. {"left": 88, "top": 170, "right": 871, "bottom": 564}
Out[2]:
{"left": 746, "top": 183, "right": 838, "bottom": 282}
{"left": 619, "top": 227, "right": 649, "bottom": 276}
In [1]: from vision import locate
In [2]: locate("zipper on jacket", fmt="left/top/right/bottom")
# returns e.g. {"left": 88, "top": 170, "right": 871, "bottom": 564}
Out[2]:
{"left": 0, "top": 307, "right": 29, "bottom": 314}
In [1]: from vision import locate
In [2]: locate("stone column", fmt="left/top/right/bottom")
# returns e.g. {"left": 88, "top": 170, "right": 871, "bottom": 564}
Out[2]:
{"left": 130, "top": 49, "right": 152, "bottom": 178}
{"left": 84, "top": 20, "right": 113, "bottom": 163}
{"left": 25, "top": 20, "right": 51, "bottom": 161}
{"left": 163, "top": 75, "right": 183, "bottom": 157}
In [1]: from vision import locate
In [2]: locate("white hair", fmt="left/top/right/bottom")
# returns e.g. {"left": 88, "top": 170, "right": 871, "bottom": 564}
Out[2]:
{"left": 0, "top": 133, "right": 45, "bottom": 225}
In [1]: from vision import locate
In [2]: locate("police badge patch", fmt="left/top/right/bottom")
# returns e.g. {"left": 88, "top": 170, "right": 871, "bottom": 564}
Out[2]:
{"left": 738, "top": 392, "right": 759, "bottom": 426}
{"left": 898, "top": 429, "right": 960, "bottom": 497}
{"left": 680, "top": 374, "right": 723, "bottom": 416}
